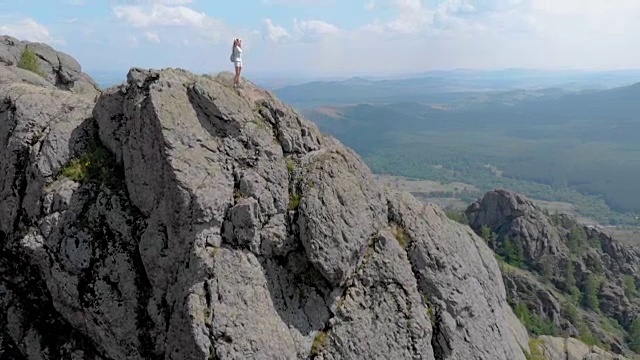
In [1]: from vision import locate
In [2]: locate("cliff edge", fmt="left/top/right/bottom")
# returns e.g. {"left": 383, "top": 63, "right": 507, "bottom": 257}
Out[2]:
{"left": 0, "top": 38, "right": 530, "bottom": 359}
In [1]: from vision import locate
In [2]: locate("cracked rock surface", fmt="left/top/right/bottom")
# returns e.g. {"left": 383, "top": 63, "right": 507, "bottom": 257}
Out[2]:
{"left": 0, "top": 35, "right": 99, "bottom": 99}
{"left": 1, "top": 56, "right": 530, "bottom": 359}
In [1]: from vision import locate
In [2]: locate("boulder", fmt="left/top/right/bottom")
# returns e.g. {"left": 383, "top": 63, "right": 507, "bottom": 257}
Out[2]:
{"left": 0, "top": 35, "right": 99, "bottom": 98}
{"left": 0, "top": 67, "right": 531, "bottom": 359}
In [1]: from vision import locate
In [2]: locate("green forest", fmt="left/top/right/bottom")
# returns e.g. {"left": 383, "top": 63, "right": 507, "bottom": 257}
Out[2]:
{"left": 299, "top": 83, "right": 640, "bottom": 225}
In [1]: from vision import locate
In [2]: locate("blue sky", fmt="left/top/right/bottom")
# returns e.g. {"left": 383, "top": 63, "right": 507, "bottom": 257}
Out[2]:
{"left": 1, "top": 0, "right": 639, "bottom": 77}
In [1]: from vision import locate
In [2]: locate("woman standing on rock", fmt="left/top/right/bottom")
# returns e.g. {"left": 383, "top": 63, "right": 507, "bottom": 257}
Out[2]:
{"left": 230, "top": 38, "right": 243, "bottom": 88}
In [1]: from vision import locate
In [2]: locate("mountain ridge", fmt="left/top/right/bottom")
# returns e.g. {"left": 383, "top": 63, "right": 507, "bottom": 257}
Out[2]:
{"left": 0, "top": 35, "right": 634, "bottom": 360}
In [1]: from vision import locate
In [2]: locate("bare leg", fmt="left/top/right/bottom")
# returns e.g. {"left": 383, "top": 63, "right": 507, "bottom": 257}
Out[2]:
{"left": 235, "top": 66, "right": 242, "bottom": 87}
{"left": 234, "top": 65, "right": 241, "bottom": 87}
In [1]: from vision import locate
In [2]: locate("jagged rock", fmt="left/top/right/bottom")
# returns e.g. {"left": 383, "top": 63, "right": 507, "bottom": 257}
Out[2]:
{"left": 599, "top": 282, "right": 633, "bottom": 327}
{"left": 467, "top": 189, "right": 640, "bottom": 355}
{"left": 0, "top": 35, "right": 99, "bottom": 98}
{"left": 388, "top": 190, "right": 529, "bottom": 359}
{"left": 298, "top": 147, "right": 387, "bottom": 286}
{"left": 0, "top": 82, "right": 94, "bottom": 235}
{"left": 0, "top": 66, "right": 53, "bottom": 88}
{"left": 537, "top": 336, "right": 627, "bottom": 360}
{"left": 318, "top": 230, "right": 434, "bottom": 360}
{"left": 503, "top": 268, "right": 564, "bottom": 325}
{"left": 1, "top": 62, "right": 533, "bottom": 359}
{"left": 466, "top": 188, "right": 564, "bottom": 261}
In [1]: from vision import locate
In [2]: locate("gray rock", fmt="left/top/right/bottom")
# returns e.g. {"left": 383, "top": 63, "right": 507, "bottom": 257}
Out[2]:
{"left": 0, "top": 35, "right": 24, "bottom": 64}
{"left": 467, "top": 189, "right": 640, "bottom": 353}
{"left": 1, "top": 66, "right": 534, "bottom": 360}
{"left": 388, "top": 189, "right": 529, "bottom": 360}
{"left": 225, "top": 197, "right": 262, "bottom": 252}
{"left": 320, "top": 230, "right": 435, "bottom": 360}
{"left": 0, "top": 66, "right": 53, "bottom": 88}
{"left": 537, "top": 336, "right": 627, "bottom": 360}
{"left": 466, "top": 188, "right": 564, "bottom": 260}
{"left": 0, "top": 35, "right": 99, "bottom": 96}
{"left": 298, "top": 147, "right": 387, "bottom": 286}
{"left": 0, "top": 82, "right": 94, "bottom": 235}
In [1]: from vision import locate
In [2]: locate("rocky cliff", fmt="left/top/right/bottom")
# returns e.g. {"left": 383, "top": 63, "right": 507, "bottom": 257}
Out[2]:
{"left": 0, "top": 35, "right": 99, "bottom": 99}
{"left": 467, "top": 189, "right": 640, "bottom": 358}
{"left": 0, "top": 39, "right": 533, "bottom": 359}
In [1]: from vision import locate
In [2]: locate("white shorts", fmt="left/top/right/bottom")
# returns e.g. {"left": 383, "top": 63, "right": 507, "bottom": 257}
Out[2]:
{"left": 234, "top": 60, "right": 242, "bottom": 68}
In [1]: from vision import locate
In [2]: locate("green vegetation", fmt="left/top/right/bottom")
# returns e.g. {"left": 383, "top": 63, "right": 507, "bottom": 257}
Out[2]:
{"left": 445, "top": 209, "right": 469, "bottom": 225}
{"left": 624, "top": 276, "right": 638, "bottom": 300}
{"left": 514, "top": 302, "right": 559, "bottom": 336}
{"left": 582, "top": 274, "right": 601, "bottom": 312}
{"left": 480, "top": 226, "right": 526, "bottom": 268}
{"left": 563, "top": 302, "right": 579, "bottom": 324}
{"left": 480, "top": 225, "right": 497, "bottom": 250}
{"left": 629, "top": 318, "right": 640, "bottom": 353}
{"left": 18, "top": 47, "right": 45, "bottom": 77}
{"left": 564, "top": 261, "right": 583, "bottom": 304}
{"left": 568, "top": 225, "right": 587, "bottom": 254}
{"left": 290, "top": 77, "right": 640, "bottom": 355}
{"left": 577, "top": 321, "right": 603, "bottom": 348}
{"left": 498, "top": 235, "right": 526, "bottom": 268}
{"left": 289, "top": 192, "right": 300, "bottom": 210}
{"left": 310, "top": 330, "right": 329, "bottom": 357}
{"left": 391, "top": 223, "right": 408, "bottom": 249}
{"left": 60, "top": 141, "right": 115, "bottom": 185}
{"left": 286, "top": 158, "right": 295, "bottom": 175}
{"left": 524, "top": 339, "right": 547, "bottom": 360}
{"left": 302, "top": 84, "right": 640, "bottom": 225}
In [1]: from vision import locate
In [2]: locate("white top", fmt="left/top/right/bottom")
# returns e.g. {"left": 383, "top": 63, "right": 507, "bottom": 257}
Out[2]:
{"left": 231, "top": 45, "right": 242, "bottom": 62}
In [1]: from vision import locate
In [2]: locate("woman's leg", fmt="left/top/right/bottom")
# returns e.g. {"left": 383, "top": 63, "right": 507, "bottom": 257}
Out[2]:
{"left": 233, "top": 66, "right": 238, "bottom": 86}
{"left": 236, "top": 65, "right": 243, "bottom": 87}
{"left": 234, "top": 65, "right": 240, "bottom": 86}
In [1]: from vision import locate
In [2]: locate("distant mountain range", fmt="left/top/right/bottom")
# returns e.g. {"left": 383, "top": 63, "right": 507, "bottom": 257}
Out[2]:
{"left": 89, "top": 68, "right": 640, "bottom": 97}
{"left": 299, "top": 80, "right": 640, "bottom": 224}
{"left": 274, "top": 69, "right": 640, "bottom": 108}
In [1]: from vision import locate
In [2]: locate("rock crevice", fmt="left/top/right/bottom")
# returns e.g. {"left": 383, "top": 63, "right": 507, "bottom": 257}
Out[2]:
{"left": 2, "top": 39, "right": 536, "bottom": 360}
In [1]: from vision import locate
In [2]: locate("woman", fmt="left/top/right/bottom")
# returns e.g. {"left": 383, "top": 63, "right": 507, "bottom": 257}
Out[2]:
{"left": 230, "top": 38, "right": 243, "bottom": 88}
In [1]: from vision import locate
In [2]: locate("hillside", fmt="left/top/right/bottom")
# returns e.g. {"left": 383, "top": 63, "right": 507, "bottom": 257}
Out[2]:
{"left": 273, "top": 70, "right": 640, "bottom": 108}
{"left": 462, "top": 190, "right": 640, "bottom": 358}
{"left": 300, "top": 82, "right": 640, "bottom": 225}
{"left": 0, "top": 36, "right": 533, "bottom": 360}
{"left": 1, "top": 35, "right": 635, "bottom": 360}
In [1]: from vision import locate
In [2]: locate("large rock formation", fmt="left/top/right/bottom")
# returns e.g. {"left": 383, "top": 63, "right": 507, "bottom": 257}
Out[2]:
{"left": 0, "top": 41, "right": 532, "bottom": 358}
{"left": 0, "top": 35, "right": 99, "bottom": 98}
{"left": 535, "top": 336, "right": 627, "bottom": 360}
{"left": 466, "top": 189, "right": 640, "bottom": 357}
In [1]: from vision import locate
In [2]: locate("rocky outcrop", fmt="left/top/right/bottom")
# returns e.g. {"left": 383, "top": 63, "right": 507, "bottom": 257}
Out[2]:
{"left": 466, "top": 189, "right": 564, "bottom": 262}
{"left": 466, "top": 189, "right": 640, "bottom": 357}
{"left": 0, "top": 35, "right": 99, "bottom": 98}
{"left": 535, "top": 336, "right": 627, "bottom": 360}
{"left": 0, "top": 49, "right": 532, "bottom": 359}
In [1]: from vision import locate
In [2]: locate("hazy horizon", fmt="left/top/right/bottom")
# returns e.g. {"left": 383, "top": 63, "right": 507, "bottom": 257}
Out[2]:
{"left": 2, "top": 0, "right": 639, "bottom": 75}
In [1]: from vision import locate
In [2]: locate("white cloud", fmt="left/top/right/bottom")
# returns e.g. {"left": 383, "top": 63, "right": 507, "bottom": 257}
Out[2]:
{"left": 48, "top": 0, "right": 640, "bottom": 74}
{"left": 361, "top": 0, "right": 432, "bottom": 35}
{"left": 0, "top": 18, "right": 57, "bottom": 43}
{"left": 293, "top": 19, "right": 342, "bottom": 42}
{"left": 113, "top": 4, "right": 208, "bottom": 28}
{"left": 144, "top": 31, "right": 161, "bottom": 43}
{"left": 112, "top": 2, "right": 232, "bottom": 45}
{"left": 262, "top": 18, "right": 342, "bottom": 44}
{"left": 262, "top": 18, "right": 291, "bottom": 43}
